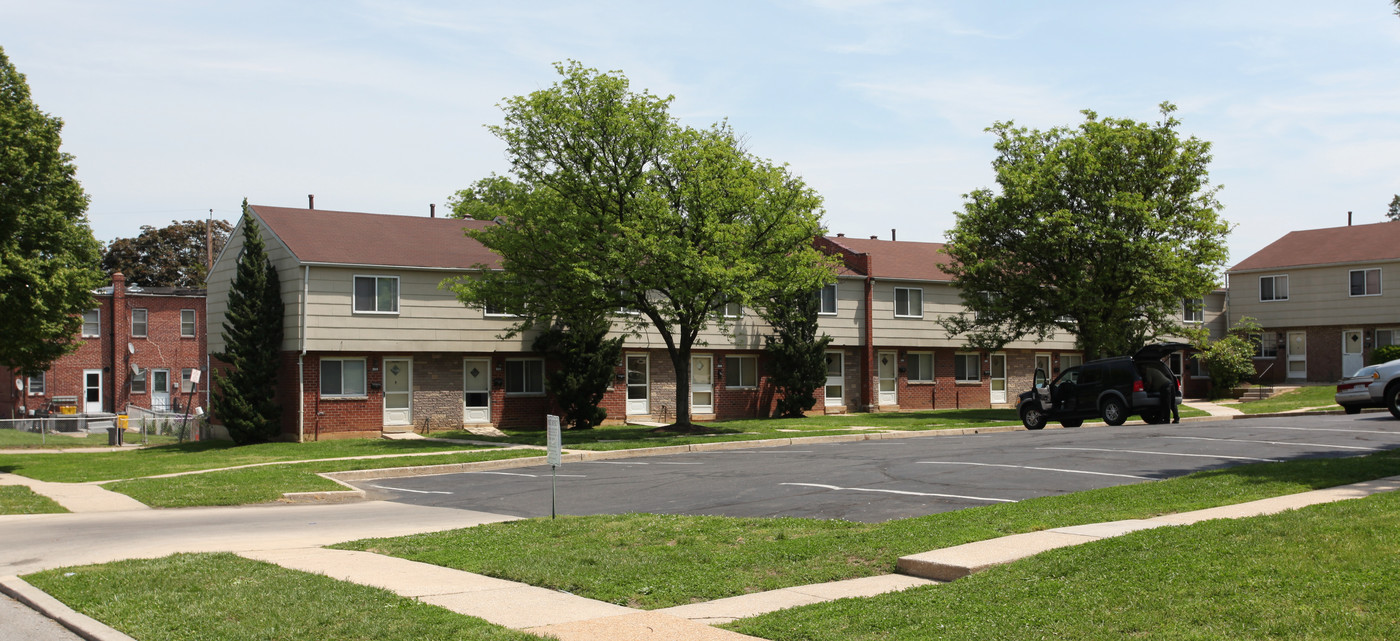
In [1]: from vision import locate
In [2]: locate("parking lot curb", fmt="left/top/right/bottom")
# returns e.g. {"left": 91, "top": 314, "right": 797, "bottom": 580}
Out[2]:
{"left": 0, "top": 575, "right": 136, "bottom": 641}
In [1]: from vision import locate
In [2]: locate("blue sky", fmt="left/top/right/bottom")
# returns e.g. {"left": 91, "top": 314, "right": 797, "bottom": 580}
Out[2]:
{"left": 3, "top": 1, "right": 1398, "bottom": 270}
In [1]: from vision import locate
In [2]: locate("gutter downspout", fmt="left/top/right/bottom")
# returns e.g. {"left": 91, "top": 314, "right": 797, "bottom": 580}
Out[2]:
{"left": 298, "top": 265, "right": 309, "bottom": 443}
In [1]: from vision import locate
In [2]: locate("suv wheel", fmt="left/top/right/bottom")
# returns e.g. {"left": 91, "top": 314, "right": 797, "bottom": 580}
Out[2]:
{"left": 1060, "top": 419, "right": 1083, "bottom": 428}
{"left": 1101, "top": 398, "right": 1127, "bottom": 426}
{"left": 1388, "top": 384, "right": 1400, "bottom": 420}
{"left": 1021, "top": 406, "right": 1048, "bottom": 430}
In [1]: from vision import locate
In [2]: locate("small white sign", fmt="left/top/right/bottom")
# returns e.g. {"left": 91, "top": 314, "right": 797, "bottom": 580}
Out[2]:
{"left": 190, "top": 369, "right": 202, "bottom": 384}
{"left": 547, "top": 414, "right": 562, "bottom": 467}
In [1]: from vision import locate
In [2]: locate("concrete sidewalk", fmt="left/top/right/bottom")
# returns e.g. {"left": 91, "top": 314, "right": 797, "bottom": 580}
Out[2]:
{"left": 0, "top": 473, "right": 149, "bottom": 513}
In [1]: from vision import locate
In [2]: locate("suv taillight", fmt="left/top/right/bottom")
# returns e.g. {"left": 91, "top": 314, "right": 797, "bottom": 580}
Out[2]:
{"left": 1132, "top": 380, "right": 1144, "bottom": 393}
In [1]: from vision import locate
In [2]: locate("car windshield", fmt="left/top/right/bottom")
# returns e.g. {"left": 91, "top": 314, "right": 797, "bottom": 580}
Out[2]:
{"left": 1350, "top": 366, "right": 1378, "bottom": 379}
{"left": 1052, "top": 367, "right": 1080, "bottom": 386}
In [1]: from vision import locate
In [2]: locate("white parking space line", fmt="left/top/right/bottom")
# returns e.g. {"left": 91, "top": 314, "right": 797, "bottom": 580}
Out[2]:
{"left": 916, "top": 461, "right": 1158, "bottom": 480}
{"left": 1038, "top": 446, "right": 1279, "bottom": 462}
{"left": 370, "top": 485, "right": 453, "bottom": 495}
{"left": 780, "top": 482, "right": 1017, "bottom": 503}
{"left": 473, "top": 472, "right": 588, "bottom": 478}
{"left": 1249, "top": 426, "right": 1400, "bottom": 436}
{"left": 1165, "top": 436, "right": 1381, "bottom": 451}
{"left": 593, "top": 461, "right": 703, "bottom": 466}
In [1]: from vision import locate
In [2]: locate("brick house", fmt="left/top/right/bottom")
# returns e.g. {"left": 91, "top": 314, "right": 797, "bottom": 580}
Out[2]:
{"left": 1, "top": 273, "right": 208, "bottom": 418}
{"left": 1227, "top": 220, "right": 1400, "bottom": 383}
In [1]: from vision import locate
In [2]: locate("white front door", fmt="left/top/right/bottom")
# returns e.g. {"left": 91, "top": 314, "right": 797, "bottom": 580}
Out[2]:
{"left": 1342, "top": 330, "right": 1364, "bottom": 377}
{"left": 463, "top": 358, "right": 491, "bottom": 423}
{"left": 383, "top": 358, "right": 412, "bottom": 427}
{"left": 626, "top": 354, "right": 649, "bottom": 416}
{"left": 691, "top": 355, "right": 714, "bottom": 414}
{"left": 151, "top": 369, "right": 170, "bottom": 412}
{"left": 990, "top": 353, "right": 1007, "bottom": 404}
{"left": 1287, "top": 332, "right": 1308, "bottom": 380}
{"left": 1034, "top": 354, "right": 1051, "bottom": 379}
{"left": 82, "top": 369, "right": 103, "bottom": 414}
{"left": 824, "top": 351, "right": 844, "bottom": 407}
{"left": 877, "top": 351, "right": 897, "bottom": 405}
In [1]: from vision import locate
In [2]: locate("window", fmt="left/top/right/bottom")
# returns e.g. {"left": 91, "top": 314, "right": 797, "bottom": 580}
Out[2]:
{"left": 725, "top": 355, "right": 758, "bottom": 388}
{"left": 321, "top": 358, "right": 367, "bottom": 397}
{"left": 130, "top": 369, "right": 146, "bottom": 394}
{"left": 1260, "top": 275, "right": 1288, "bottom": 302}
{"left": 1060, "top": 354, "right": 1083, "bottom": 371}
{"left": 82, "top": 309, "right": 100, "bottom": 337}
{"left": 505, "top": 359, "right": 545, "bottom": 394}
{"left": 484, "top": 302, "right": 515, "bottom": 317}
{"left": 1189, "top": 355, "right": 1208, "bottom": 378}
{"left": 131, "top": 309, "right": 148, "bottom": 337}
{"left": 27, "top": 372, "right": 45, "bottom": 395}
{"left": 181, "top": 368, "right": 195, "bottom": 392}
{"left": 895, "top": 287, "right": 923, "bottom": 318}
{"left": 181, "top": 309, "right": 196, "bottom": 337}
{"left": 1350, "top": 269, "right": 1381, "bottom": 297}
{"left": 353, "top": 276, "right": 399, "bottom": 313}
{"left": 722, "top": 301, "right": 742, "bottom": 318}
{"left": 907, "top": 352, "right": 934, "bottom": 383}
{"left": 1377, "top": 329, "right": 1400, "bottom": 348}
{"left": 818, "top": 283, "right": 838, "bottom": 315}
{"left": 1253, "top": 331, "right": 1279, "bottom": 358}
{"left": 1183, "top": 298, "right": 1204, "bottom": 323}
{"left": 954, "top": 353, "right": 980, "bottom": 383}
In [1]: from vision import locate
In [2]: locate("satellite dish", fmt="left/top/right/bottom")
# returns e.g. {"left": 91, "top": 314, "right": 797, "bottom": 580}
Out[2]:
{"left": 130, "top": 362, "right": 140, "bottom": 376}
{"left": 14, "top": 378, "right": 22, "bottom": 391}
{"left": 128, "top": 343, "right": 136, "bottom": 355}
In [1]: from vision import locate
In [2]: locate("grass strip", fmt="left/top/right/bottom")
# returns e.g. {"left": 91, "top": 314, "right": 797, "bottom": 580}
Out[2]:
{"left": 104, "top": 449, "right": 543, "bottom": 507}
{"left": 0, "top": 438, "right": 526, "bottom": 483}
{"left": 337, "top": 449, "right": 1400, "bottom": 609}
{"left": 24, "top": 552, "right": 542, "bottom": 641}
{"left": 726, "top": 490, "right": 1400, "bottom": 640}
{"left": 0, "top": 485, "right": 68, "bottom": 514}
{"left": 1234, "top": 385, "right": 1341, "bottom": 414}
{"left": 0, "top": 429, "right": 183, "bottom": 448}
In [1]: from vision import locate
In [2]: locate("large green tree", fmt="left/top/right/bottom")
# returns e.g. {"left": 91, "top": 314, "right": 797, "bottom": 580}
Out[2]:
{"left": 941, "top": 103, "right": 1230, "bottom": 360}
{"left": 102, "top": 218, "right": 232, "bottom": 288}
{"left": 0, "top": 46, "right": 104, "bottom": 376}
{"left": 449, "top": 62, "right": 836, "bottom": 429}
{"left": 211, "top": 206, "right": 284, "bottom": 444}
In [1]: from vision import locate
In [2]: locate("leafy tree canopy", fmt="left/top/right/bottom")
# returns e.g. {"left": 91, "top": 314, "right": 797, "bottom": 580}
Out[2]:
{"left": 0, "top": 46, "right": 104, "bottom": 375}
{"left": 102, "top": 218, "right": 232, "bottom": 288}
{"left": 448, "top": 61, "right": 837, "bottom": 428}
{"left": 941, "top": 103, "right": 1230, "bottom": 360}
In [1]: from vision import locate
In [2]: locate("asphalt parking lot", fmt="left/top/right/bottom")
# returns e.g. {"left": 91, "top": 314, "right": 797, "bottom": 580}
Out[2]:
{"left": 353, "top": 413, "right": 1400, "bottom": 523}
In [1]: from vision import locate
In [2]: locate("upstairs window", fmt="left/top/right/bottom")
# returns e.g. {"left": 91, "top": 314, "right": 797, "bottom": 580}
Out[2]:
{"left": 181, "top": 309, "right": 197, "bottom": 337}
{"left": 353, "top": 276, "right": 399, "bottom": 313}
{"left": 484, "top": 302, "right": 516, "bottom": 317}
{"left": 1349, "top": 269, "right": 1381, "bottom": 297}
{"left": 894, "top": 287, "right": 923, "bottom": 318}
{"left": 131, "top": 309, "right": 148, "bottom": 337}
{"left": 818, "top": 283, "right": 838, "bottom": 315}
{"left": 1183, "top": 298, "right": 1204, "bottom": 323}
{"left": 82, "top": 310, "right": 100, "bottom": 337}
{"left": 1260, "top": 275, "right": 1288, "bottom": 302}
{"left": 722, "top": 301, "right": 742, "bottom": 318}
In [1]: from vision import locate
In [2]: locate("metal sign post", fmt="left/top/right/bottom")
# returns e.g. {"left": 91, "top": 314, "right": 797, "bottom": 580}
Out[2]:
{"left": 547, "top": 414, "right": 562, "bottom": 519}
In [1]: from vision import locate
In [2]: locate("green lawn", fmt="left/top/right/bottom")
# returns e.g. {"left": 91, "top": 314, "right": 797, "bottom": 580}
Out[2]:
{"left": 0, "top": 485, "right": 68, "bottom": 514}
{"left": 0, "top": 428, "right": 183, "bottom": 449}
{"left": 24, "top": 553, "right": 542, "bottom": 641}
{"left": 1235, "top": 385, "right": 1342, "bottom": 414}
{"left": 337, "top": 448, "right": 1400, "bottom": 609}
{"left": 726, "top": 490, "right": 1400, "bottom": 640}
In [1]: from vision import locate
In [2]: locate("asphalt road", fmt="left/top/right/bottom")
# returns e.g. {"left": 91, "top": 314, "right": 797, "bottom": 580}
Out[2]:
{"left": 353, "top": 413, "right": 1400, "bottom": 522}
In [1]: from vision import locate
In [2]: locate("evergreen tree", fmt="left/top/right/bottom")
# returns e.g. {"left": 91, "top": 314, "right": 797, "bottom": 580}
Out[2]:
{"left": 211, "top": 207, "right": 284, "bottom": 444}
{"left": 0, "top": 46, "right": 104, "bottom": 376}
{"left": 532, "top": 315, "right": 624, "bottom": 430}
{"left": 763, "top": 288, "right": 833, "bottom": 418}
{"left": 1387, "top": 194, "right": 1399, "bottom": 222}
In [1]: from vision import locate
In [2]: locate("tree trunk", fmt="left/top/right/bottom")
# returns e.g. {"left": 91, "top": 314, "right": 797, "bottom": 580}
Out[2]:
{"left": 670, "top": 340, "right": 693, "bottom": 429}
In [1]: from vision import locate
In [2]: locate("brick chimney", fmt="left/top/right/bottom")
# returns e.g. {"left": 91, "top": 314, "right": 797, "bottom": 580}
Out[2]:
{"left": 111, "top": 273, "right": 127, "bottom": 412}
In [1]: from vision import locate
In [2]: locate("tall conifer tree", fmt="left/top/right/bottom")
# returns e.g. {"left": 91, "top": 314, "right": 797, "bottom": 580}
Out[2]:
{"left": 763, "top": 288, "right": 832, "bottom": 418}
{"left": 211, "top": 204, "right": 283, "bottom": 444}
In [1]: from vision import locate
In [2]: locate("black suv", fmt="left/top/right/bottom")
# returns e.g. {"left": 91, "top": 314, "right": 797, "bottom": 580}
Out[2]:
{"left": 1018, "top": 343, "right": 1186, "bottom": 430}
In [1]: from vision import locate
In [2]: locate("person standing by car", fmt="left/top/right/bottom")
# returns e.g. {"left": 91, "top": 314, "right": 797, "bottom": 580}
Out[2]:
{"left": 1143, "top": 365, "right": 1179, "bottom": 423}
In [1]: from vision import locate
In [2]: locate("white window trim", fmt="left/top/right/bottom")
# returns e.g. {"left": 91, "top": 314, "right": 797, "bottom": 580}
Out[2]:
{"left": 27, "top": 372, "right": 45, "bottom": 395}
{"left": 1183, "top": 298, "right": 1204, "bottom": 324}
{"left": 894, "top": 287, "right": 923, "bottom": 319}
{"left": 954, "top": 353, "right": 981, "bottom": 384}
{"left": 1377, "top": 328, "right": 1400, "bottom": 348}
{"left": 82, "top": 309, "right": 100, "bottom": 337}
{"left": 483, "top": 303, "right": 518, "bottom": 318}
{"left": 320, "top": 358, "right": 368, "bottom": 398}
{"left": 721, "top": 301, "right": 742, "bottom": 318}
{"left": 353, "top": 275, "right": 400, "bottom": 314}
{"left": 505, "top": 358, "right": 546, "bottom": 396}
{"left": 906, "top": 351, "right": 935, "bottom": 384}
{"left": 724, "top": 355, "right": 759, "bottom": 389}
{"left": 1348, "top": 268, "right": 1382, "bottom": 298}
{"left": 130, "top": 368, "right": 147, "bottom": 395}
{"left": 180, "top": 309, "right": 197, "bottom": 337}
{"left": 131, "top": 309, "right": 148, "bottom": 337}
{"left": 1259, "top": 274, "right": 1289, "bottom": 302}
{"left": 1252, "top": 332, "right": 1280, "bottom": 359}
{"left": 818, "top": 283, "right": 838, "bottom": 316}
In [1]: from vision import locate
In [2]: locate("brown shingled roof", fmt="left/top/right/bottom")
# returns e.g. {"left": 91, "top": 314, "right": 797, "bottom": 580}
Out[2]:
{"left": 249, "top": 205, "right": 500, "bottom": 270}
{"left": 1230, "top": 221, "right": 1400, "bottom": 273}
{"left": 822, "top": 236, "right": 955, "bottom": 281}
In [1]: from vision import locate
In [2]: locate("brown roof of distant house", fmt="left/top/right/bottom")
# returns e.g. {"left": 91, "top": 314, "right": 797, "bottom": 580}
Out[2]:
{"left": 248, "top": 205, "right": 499, "bottom": 270}
{"left": 821, "top": 236, "right": 955, "bottom": 281}
{"left": 1230, "top": 221, "right": 1400, "bottom": 273}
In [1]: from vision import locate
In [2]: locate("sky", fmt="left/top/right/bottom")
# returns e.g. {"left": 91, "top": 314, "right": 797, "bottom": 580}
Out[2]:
{"left": 2, "top": 1, "right": 1398, "bottom": 272}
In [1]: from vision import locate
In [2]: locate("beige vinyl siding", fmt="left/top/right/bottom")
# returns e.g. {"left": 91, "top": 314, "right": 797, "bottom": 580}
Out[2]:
{"left": 1230, "top": 262, "right": 1400, "bottom": 328}
{"left": 817, "top": 277, "right": 863, "bottom": 346}
{"left": 207, "top": 215, "right": 307, "bottom": 354}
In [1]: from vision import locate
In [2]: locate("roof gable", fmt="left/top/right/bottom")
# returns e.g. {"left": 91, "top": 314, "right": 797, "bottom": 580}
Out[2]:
{"left": 248, "top": 205, "right": 499, "bottom": 270}
{"left": 1231, "top": 222, "right": 1400, "bottom": 272}
{"left": 821, "top": 236, "right": 955, "bottom": 281}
